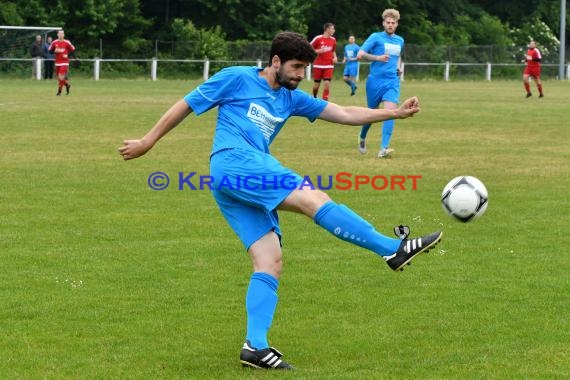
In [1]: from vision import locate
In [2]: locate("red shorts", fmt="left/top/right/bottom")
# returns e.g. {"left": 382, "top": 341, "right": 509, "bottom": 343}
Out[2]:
{"left": 312, "top": 67, "right": 333, "bottom": 81}
{"left": 55, "top": 65, "right": 69, "bottom": 77}
{"left": 523, "top": 66, "right": 540, "bottom": 78}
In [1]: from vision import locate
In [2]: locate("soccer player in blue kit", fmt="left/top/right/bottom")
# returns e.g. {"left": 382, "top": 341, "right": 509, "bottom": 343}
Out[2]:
{"left": 357, "top": 9, "right": 404, "bottom": 158}
{"left": 342, "top": 35, "right": 360, "bottom": 96}
{"left": 119, "top": 31, "right": 442, "bottom": 370}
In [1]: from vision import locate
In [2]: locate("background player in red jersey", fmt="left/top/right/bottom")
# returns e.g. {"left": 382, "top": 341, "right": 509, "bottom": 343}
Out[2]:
{"left": 310, "top": 23, "right": 337, "bottom": 100}
{"left": 523, "top": 40, "right": 544, "bottom": 98}
{"left": 49, "top": 30, "right": 76, "bottom": 96}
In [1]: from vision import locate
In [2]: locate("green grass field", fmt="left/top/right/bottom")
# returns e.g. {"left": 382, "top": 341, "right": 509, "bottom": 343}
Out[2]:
{"left": 1, "top": 77, "right": 569, "bottom": 379}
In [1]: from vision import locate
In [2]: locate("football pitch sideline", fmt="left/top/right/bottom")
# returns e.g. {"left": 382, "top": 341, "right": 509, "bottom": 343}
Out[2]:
{"left": 1, "top": 78, "right": 569, "bottom": 379}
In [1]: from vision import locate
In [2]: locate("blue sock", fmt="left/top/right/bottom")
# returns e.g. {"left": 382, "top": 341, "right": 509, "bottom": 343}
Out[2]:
{"left": 360, "top": 124, "right": 371, "bottom": 139}
{"left": 245, "top": 272, "right": 279, "bottom": 350}
{"left": 314, "top": 201, "right": 401, "bottom": 256}
{"left": 381, "top": 119, "right": 395, "bottom": 149}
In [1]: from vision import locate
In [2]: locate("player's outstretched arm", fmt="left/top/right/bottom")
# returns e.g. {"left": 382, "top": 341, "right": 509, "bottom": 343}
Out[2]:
{"left": 119, "top": 99, "right": 193, "bottom": 160}
{"left": 318, "top": 96, "right": 420, "bottom": 126}
{"left": 357, "top": 50, "right": 389, "bottom": 63}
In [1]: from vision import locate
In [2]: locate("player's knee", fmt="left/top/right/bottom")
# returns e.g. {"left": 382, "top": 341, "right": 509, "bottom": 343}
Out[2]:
{"left": 280, "top": 188, "right": 331, "bottom": 216}
{"left": 305, "top": 189, "right": 331, "bottom": 215}
{"left": 273, "top": 258, "right": 283, "bottom": 278}
{"left": 315, "top": 189, "right": 332, "bottom": 203}
{"left": 254, "top": 255, "right": 283, "bottom": 278}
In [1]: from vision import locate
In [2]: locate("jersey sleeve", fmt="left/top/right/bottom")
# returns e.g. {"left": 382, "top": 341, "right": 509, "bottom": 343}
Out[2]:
{"left": 360, "top": 34, "right": 376, "bottom": 54}
{"left": 310, "top": 36, "right": 319, "bottom": 49}
{"left": 291, "top": 90, "right": 327, "bottom": 122}
{"left": 184, "top": 67, "right": 239, "bottom": 115}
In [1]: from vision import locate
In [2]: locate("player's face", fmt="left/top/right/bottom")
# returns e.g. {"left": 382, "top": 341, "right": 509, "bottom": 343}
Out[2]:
{"left": 348, "top": 36, "right": 355, "bottom": 44}
{"left": 58, "top": 31, "right": 65, "bottom": 40}
{"left": 529, "top": 41, "right": 536, "bottom": 49}
{"left": 326, "top": 25, "right": 335, "bottom": 37}
{"left": 383, "top": 17, "right": 398, "bottom": 35}
{"left": 276, "top": 59, "right": 307, "bottom": 90}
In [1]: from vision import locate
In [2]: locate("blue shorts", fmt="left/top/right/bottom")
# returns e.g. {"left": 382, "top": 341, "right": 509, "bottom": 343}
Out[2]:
{"left": 343, "top": 63, "right": 358, "bottom": 78}
{"left": 209, "top": 148, "right": 302, "bottom": 250}
{"left": 365, "top": 76, "right": 400, "bottom": 107}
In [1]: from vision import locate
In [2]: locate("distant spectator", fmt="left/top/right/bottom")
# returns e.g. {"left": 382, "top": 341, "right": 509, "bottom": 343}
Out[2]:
{"left": 30, "top": 35, "right": 43, "bottom": 78}
{"left": 43, "top": 36, "right": 54, "bottom": 79}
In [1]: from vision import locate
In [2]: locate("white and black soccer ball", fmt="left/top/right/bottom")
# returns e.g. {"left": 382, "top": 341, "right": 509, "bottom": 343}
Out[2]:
{"left": 441, "top": 176, "right": 488, "bottom": 222}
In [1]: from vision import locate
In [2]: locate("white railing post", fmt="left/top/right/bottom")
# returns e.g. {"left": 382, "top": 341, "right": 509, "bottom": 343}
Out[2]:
{"left": 444, "top": 61, "right": 450, "bottom": 81}
{"left": 151, "top": 58, "right": 157, "bottom": 81}
{"left": 35, "top": 58, "right": 42, "bottom": 80}
{"left": 566, "top": 64, "right": 570, "bottom": 80}
{"left": 256, "top": 59, "right": 262, "bottom": 68}
{"left": 400, "top": 62, "right": 405, "bottom": 81}
{"left": 486, "top": 62, "right": 492, "bottom": 81}
{"left": 94, "top": 58, "right": 100, "bottom": 80}
{"left": 203, "top": 59, "right": 210, "bottom": 80}
{"left": 305, "top": 64, "right": 311, "bottom": 81}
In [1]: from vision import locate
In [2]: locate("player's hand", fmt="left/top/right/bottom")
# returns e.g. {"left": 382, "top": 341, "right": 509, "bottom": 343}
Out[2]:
{"left": 396, "top": 97, "right": 420, "bottom": 119}
{"left": 118, "top": 139, "right": 153, "bottom": 160}
{"left": 377, "top": 54, "right": 390, "bottom": 62}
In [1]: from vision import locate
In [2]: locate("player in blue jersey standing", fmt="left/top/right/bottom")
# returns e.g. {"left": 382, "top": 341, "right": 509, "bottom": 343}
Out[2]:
{"left": 342, "top": 35, "right": 360, "bottom": 96}
{"left": 357, "top": 9, "right": 404, "bottom": 158}
{"left": 119, "top": 31, "right": 442, "bottom": 370}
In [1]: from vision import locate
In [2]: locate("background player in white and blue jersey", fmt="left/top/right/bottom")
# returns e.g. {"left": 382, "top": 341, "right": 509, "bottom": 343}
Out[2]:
{"left": 342, "top": 35, "right": 360, "bottom": 96}
{"left": 357, "top": 9, "right": 404, "bottom": 158}
{"left": 119, "top": 31, "right": 441, "bottom": 370}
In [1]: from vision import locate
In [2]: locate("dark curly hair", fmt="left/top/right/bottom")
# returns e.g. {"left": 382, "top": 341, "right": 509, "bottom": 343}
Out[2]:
{"left": 269, "top": 32, "right": 317, "bottom": 66}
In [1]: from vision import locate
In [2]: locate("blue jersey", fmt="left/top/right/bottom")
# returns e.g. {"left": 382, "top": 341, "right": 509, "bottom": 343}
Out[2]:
{"left": 344, "top": 43, "right": 360, "bottom": 69}
{"left": 360, "top": 31, "right": 404, "bottom": 79}
{"left": 185, "top": 66, "right": 327, "bottom": 155}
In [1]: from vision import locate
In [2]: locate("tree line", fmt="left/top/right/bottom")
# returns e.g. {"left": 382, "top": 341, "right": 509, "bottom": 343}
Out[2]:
{"left": 1, "top": 0, "right": 566, "bottom": 61}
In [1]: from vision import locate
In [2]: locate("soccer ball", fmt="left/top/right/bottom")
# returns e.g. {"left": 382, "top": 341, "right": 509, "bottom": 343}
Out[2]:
{"left": 441, "top": 176, "right": 488, "bottom": 222}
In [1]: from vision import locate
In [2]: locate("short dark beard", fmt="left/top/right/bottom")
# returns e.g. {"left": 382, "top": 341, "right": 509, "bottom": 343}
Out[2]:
{"left": 275, "top": 69, "right": 298, "bottom": 90}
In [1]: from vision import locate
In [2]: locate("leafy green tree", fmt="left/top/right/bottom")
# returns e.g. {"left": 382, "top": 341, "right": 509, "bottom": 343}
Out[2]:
{"left": 170, "top": 18, "right": 229, "bottom": 60}
{"left": 510, "top": 21, "right": 560, "bottom": 62}
{"left": 0, "top": 1, "right": 24, "bottom": 25}
{"left": 182, "top": 0, "right": 310, "bottom": 40}
{"left": 0, "top": 0, "right": 51, "bottom": 25}
{"left": 44, "top": 0, "right": 150, "bottom": 57}
{"left": 2, "top": 0, "right": 564, "bottom": 66}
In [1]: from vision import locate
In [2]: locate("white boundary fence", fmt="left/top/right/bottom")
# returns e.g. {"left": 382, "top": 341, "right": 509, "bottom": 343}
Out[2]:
{"left": 2, "top": 57, "right": 569, "bottom": 81}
